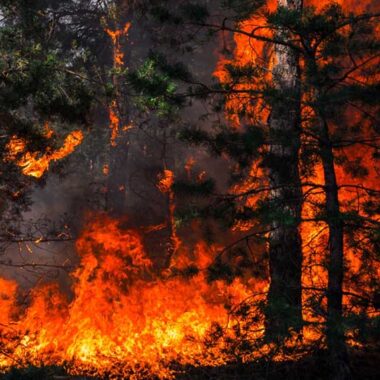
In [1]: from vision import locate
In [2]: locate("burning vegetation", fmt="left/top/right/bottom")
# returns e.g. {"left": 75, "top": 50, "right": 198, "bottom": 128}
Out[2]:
{"left": 5, "top": 128, "right": 84, "bottom": 179}
{"left": 0, "top": 1, "right": 379, "bottom": 380}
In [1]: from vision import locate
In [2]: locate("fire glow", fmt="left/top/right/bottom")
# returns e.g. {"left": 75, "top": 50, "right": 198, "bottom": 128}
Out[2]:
{"left": 0, "top": 215, "right": 256, "bottom": 378}
{"left": 5, "top": 128, "right": 84, "bottom": 178}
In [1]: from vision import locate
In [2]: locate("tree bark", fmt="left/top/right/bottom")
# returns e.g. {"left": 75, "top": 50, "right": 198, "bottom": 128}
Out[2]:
{"left": 265, "top": 0, "right": 304, "bottom": 338}
{"left": 318, "top": 118, "right": 351, "bottom": 380}
{"left": 105, "top": 3, "right": 131, "bottom": 216}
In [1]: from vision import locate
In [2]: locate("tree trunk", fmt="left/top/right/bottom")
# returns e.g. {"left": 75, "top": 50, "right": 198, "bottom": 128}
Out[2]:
{"left": 265, "top": 0, "right": 304, "bottom": 338}
{"left": 105, "top": 4, "right": 131, "bottom": 216}
{"left": 107, "top": 131, "right": 130, "bottom": 215}
{"left": 318, "top": 119, "right": 351, "bottom": 380}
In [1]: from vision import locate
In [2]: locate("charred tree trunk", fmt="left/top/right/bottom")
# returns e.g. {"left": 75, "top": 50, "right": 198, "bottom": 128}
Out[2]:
{"left": 105, "top": 2, "right": 131, "bottom": 216}
{"left": 318, "top": 118, "right": 351, "bottom": 380}
{"left": 107, "top": 134, "right": 130, "bottom": 215}
{"left": 265, "top": 0, "right": 303, "bottom": 338}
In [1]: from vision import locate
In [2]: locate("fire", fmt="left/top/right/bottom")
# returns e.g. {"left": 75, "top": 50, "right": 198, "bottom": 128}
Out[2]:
{"left": 158, "top": 169, "right": 180, "bottom": 265}
{"left": 106, "top": 23, "right": 131, "bottom": 67}
{"left": 5, "top": 128, "right": 84, "bottom": 178}
{"left": 214, "top": 0, "right": 380, "bottom": 343}
{"left": 108, "top": 100, "right": 121, "bottom": 146}
{"left": 106, "top": 23, "right": 131, "bottom": 146}
{"left": 0, "top": 215, "right": 257, "bottom": 378}
{"left": 213, "top": 0, "right": 276, "bottom": 127}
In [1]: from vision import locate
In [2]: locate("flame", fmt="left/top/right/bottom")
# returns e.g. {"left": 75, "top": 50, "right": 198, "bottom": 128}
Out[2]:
{"left": 106, "top": 23, "right": 131, "bottom": 67}
{"left": 102, "top": 163, "right": 110, "bottom": 175}
{"left": 0, "top": 215, "right": 257, "bottom": 378}
{"left": 5, "top": 128, "right": 83, "bottom": 178}
{"left": 213, "top": 0, "right": 276, "bottom": 127}
{"left": 158, "top": 170, "right": 181, "bottom": 263}
{"left": 106, "top": 23, "right": 131, "bottom": 146}
{"left": 214, "top": 0, "right": 380, "bottom": 343}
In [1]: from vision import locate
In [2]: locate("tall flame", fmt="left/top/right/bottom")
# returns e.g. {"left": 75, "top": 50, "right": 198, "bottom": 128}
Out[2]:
{"left": 213, "top": 0, "right": 380, "bottom": 341}
{"left": 0, "top": 215, "right": 257, "bottom": 379}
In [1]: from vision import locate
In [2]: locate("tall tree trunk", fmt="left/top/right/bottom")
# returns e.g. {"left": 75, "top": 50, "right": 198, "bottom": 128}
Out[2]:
{"left": 265, "top": 0, "right": 304, "bottom": 338}
{"left": 318, "top": 118, "right": 351, "bottom": 380}
{"left": 107, "top": 131, "right": 130, "bottom": 215}
{"left": 105, "top": 2, "right": 131, "bottom": 216}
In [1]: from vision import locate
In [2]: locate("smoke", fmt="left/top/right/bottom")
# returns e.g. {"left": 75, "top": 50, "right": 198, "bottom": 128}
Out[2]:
{"left": 0, "top": 1, "right": 234, "bottom": 290}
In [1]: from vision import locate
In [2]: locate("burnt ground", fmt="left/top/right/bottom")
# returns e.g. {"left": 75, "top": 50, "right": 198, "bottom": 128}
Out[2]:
{"left": 1, "top": 350, "right": 379, "bottom": 380}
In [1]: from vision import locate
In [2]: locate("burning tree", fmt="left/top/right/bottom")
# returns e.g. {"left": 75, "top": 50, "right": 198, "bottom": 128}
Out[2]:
{"left": 132, "top": 0, "right": 380, "bottom": 377}
{"left": 0, "top": 0, "right": 100, "bottom": 245}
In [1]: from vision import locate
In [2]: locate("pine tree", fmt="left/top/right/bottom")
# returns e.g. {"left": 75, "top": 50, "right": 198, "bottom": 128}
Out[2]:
{"left": 0, "top": 0, "right": 104, "bottom": 240}
{"left": 122, "top": 0, "right": 380, "bottom": 365}
{"left": 265, "top": 0, "right": 304, "bottom": 339}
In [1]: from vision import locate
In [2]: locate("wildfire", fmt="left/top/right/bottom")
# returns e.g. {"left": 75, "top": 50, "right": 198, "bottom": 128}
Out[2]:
{"left": 0, "top": 1, "right": 378, "bottom": 379}
{"left": 5, "top": 128, "right": 84, "bottom": 178}
{"left": 213, "top": 0, "right": 380, "bottom": 342}
{"left": 0, "top": 215, "right": 256, "bottom": 379}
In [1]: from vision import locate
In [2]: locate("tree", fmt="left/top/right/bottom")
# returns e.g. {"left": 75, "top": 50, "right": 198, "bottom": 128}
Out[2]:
{"left": 265, "top": 0, "right": 303, "bottom": 338}
{"left": 296, "top": 4, "right": 380, "bottom": 378}
{"left": 136, "top": 0, "right": 380, "bottom": 359}
{"left": 104, "top": 0, "right": 132, "bottom": 215}
{"left": 0, "top": 0, "right": 107, "bottom": 242}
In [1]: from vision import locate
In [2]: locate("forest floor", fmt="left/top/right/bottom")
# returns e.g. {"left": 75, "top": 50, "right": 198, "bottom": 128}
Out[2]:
{"left": 1, "top": 349, "right": 379, "bottom": 380}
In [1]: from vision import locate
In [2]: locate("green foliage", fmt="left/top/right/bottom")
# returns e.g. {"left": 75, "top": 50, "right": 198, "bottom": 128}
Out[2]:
{"left": 0, "top": 0, "right": 102, "bottom": 230}
{"left": 0, "top": 1, "right": 95, "bottom": 121}
{"left": 128, "top": 54, "right": 188, "bottom": 116}
{"left": 180, "top": 125, "right": 264, "bottom": 167}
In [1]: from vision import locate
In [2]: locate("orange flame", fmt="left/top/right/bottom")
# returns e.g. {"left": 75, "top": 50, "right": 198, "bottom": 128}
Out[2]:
{"left": 0, "top": 215, "right": 257, "bottom": 378}
{"left": 158, "top": 169, "right": 181, "bottom": 262}
{"left": 0, "top": 2, "right": 378, "bottom": 378}
{"left": 106, "top": 23, "right": 131, "bottom": 146}
{"left": 5, "top": 128, "right": 83, "bottom": 178}
{"left": 214, "top": 0, "right": 380, "bottom": 341}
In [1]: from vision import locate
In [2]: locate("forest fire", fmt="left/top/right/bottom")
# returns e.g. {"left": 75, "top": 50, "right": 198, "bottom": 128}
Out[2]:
{"left": 212, "top": 0, "right": 379, "bottom": 368}
{"left": 0, "top": 1, "right": 379, "bottom": 379}
{"left": 0, "top": 215, "right": 255, "bottom": 378}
